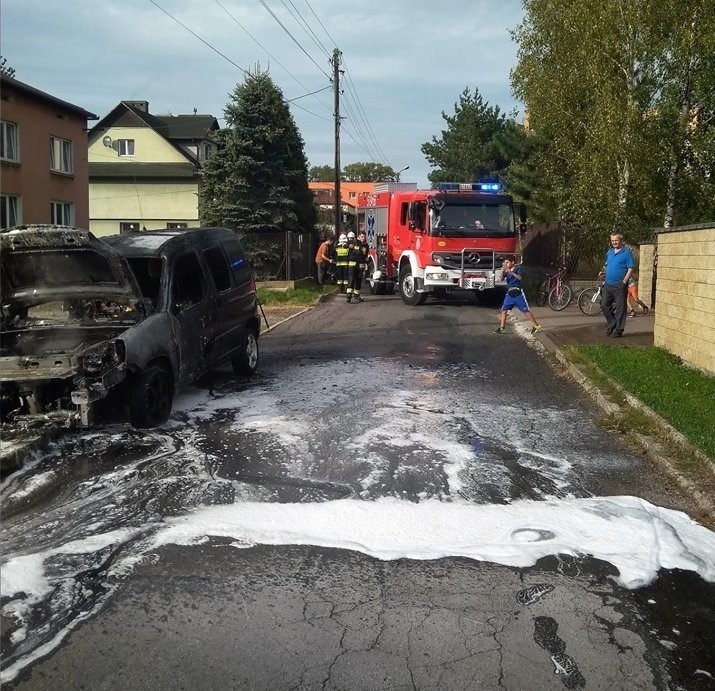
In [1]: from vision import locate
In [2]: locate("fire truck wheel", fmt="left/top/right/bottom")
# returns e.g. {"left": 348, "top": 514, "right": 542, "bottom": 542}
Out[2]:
{"left": 399, "top": 265, "right": 427, "bottom": 306}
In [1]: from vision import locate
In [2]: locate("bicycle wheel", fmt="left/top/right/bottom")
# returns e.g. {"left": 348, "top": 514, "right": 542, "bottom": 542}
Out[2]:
{"left": 535, "top": 279, "right": 549, "bottom": 306}
{"left": 548, "top": 282, "right": 572, "bottom": 311}
{"left": 577, "top": 287, "right": 601, "bottom": 316}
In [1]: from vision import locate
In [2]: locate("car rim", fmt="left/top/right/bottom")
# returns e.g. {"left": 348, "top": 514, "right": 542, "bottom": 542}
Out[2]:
{"left": 246, "top": 332, "right": 258, "bottom": 369}
{"left": 403, "top": 274, "right": 415, "bottom": 298}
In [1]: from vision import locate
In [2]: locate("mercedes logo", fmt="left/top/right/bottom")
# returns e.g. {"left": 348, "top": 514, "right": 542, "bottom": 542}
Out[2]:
{"left": 467, "top": 252, "right": 481, "bottom": 264}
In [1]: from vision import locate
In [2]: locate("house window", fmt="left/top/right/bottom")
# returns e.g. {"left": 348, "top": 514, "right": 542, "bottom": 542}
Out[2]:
{"left": 167, "top": 222, "right": 187, "bottom": 229}
{"left": 120, "top": 222, "right": 141, "bottom": 233}
{"left": 1, "top": 194, "right": 21, "bottom": 228}
{"left": 118, "top": 139, "right": 135, "bottom": 156}
{"left": 199, "top": 143, "right": 212, "bottom": 161}
{"left": 1, "top": 121, "right": 19, "bottom": 162}
{"left": 50, "top": 136, "right": 73, "bottom": 174}
{"left": 50, "top": 201, "right": 74, "bottom": 225}
{"left": 349, "top": 192, "right": 356, "bottom": 199}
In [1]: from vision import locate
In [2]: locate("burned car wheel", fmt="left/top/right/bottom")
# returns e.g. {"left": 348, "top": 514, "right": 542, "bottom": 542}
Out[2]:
{"left": 128, "top": 365, "right": 173, "bottom": 428}
{"left": 231, "top": 325, "right": 259, "bottom": 376}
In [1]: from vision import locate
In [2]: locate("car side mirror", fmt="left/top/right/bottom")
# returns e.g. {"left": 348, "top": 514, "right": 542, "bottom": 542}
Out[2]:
{"left": 519, "top": 203, "right": 527, "bottom": 224}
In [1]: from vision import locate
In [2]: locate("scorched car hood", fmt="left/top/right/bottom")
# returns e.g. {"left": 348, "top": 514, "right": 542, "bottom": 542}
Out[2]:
{"left": 1, "top": 225, "right": 142, "bottom": 310}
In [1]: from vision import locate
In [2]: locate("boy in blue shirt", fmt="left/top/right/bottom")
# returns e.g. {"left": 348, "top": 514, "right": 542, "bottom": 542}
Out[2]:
{"left": 495, "top": 255, "right": 542, "bottom": 334}
{"left": 599, "top": 233, "right": 635, "bottom": 337}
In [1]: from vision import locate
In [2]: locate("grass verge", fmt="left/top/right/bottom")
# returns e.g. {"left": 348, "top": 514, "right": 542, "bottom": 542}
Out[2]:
{"left": 257, "top": 283, "right": 336, "bottom": 306}
{"left": 573, "top": 345, "right": 715, "bottom": 459}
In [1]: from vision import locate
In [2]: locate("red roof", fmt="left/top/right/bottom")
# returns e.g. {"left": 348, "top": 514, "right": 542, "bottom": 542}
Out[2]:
{"left": 308, "top": 182, "right": 375, "bottom": 207}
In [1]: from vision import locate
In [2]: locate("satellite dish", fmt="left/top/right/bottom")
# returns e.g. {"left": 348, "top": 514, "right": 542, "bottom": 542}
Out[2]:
{"left": 102, "top": 135, "right": 113, "bottom": 147}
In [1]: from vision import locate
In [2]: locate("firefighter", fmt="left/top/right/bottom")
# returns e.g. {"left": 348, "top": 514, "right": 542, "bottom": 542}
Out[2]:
{"left": 345, "top": 231, "right": 359, "bottom": 302}
{"left": 334, "top": 233, "right": 349, "bottom": 293}
{"left": 347, "top": 229, "right": 369, "bottom": 303}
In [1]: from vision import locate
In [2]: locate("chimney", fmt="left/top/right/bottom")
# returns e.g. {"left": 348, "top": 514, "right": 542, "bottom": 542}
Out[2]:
{"left": 122, "top": 100, "right": 149, "bottom": 112}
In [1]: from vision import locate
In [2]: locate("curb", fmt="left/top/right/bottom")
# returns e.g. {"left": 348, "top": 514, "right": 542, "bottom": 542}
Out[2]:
{"left": 260, "top": 291, "right": 335, "bottom": 334}
{"left": 511, "top": 316, "right": 715, "bottom": 518}
{"left": 262, "top": 306, "right": 312, "bottom": 333}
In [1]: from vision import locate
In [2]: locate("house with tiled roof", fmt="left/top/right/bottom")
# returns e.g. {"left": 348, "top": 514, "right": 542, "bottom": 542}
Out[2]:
{"left": 87, "top": 100, "right": 219, "bottom": 236}
{"left": 308, "top": 181, "right": 375, "bottom": 236}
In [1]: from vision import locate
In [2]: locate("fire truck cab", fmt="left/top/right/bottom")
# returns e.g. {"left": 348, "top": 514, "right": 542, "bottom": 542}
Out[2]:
{"left": 357, "top": 182, "right": 526, "bottom": 305}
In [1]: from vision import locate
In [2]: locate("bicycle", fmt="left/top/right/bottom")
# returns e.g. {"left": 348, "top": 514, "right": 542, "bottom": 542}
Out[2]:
{"left": 535, "top": 266, "right": 572, "bottom": 311}
{"left": 577, "top": 281, "right": 603, "bottom": 316}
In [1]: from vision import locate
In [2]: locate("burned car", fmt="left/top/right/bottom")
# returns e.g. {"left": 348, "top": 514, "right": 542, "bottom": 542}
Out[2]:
{"left": 1, "top": 225, "right": 260, "bottom": 429}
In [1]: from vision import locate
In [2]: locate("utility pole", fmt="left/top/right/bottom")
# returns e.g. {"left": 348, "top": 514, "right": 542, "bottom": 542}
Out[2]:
{"left": 332, "top": 48, "right": 342, "bottom": 237}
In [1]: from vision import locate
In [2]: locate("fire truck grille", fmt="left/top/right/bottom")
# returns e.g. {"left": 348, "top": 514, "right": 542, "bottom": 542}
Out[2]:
{"left": 433, "top": 252, "right": 504, "bottom": 271}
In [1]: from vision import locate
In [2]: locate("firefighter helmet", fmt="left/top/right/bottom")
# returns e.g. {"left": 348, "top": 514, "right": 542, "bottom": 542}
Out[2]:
{"left": 347, "top": 231, "right": 356, "bottom": 239}
{"left": 338, "top": 233, "right": 347, "bottom": 243}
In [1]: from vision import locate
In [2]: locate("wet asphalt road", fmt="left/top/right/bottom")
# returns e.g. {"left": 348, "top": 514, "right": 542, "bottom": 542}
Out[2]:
{"left": 1, "top": 292, "right": 714, "bottom": 690}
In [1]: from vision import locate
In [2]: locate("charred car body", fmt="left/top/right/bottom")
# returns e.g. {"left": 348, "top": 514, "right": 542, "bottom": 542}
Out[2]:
{"left": 1, "top": 225, "right": 260, "bottom": 429}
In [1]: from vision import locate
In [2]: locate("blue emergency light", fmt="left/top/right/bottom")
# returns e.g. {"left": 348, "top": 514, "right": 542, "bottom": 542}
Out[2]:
{"left": 437, "top": 182, "right": 502, "bottom": 193}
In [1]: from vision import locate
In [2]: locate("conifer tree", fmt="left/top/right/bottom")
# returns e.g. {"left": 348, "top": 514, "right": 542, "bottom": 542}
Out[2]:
{"left": 421, "top": 87, "right": 513, "bottom": 185}
{"left": 200, "top": 69, "right": 315, "bottom": 274}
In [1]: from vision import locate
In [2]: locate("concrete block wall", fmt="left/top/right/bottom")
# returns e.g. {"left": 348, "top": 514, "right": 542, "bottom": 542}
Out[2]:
{"left": 653, "top": 225, "right": 715, "bottom": 374}
{"left": 637, "top": 243, "right": 655, "bottom": 308}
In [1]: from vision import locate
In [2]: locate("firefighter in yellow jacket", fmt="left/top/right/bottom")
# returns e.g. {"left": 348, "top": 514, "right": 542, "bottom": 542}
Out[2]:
{"left": 347, "top": 229, "right": 369, "bottom": 303}
{"left": 334, "top": 233, "right": 349, "bottom": 294}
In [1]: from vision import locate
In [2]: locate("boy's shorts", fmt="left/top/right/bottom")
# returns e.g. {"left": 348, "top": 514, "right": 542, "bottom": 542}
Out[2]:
{"left": 628, "top": 284, "right": 639, "bottom": 300}
{"left": 501, "top": 289, "right": 530, "bottom": 313}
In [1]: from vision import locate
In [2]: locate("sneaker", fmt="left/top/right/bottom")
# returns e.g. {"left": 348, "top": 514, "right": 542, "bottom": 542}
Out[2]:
{"left": 346, "top": 296, "right": 352, "bottom": 303}
{"left": 643, "top": 306, "right": 649, "bottom": 315}
{"left": 531, "top": 324, "right": 542, "bottom": 335}
{"left": 495, "top": 326, "right": 505, "bottom": 334}
{"left": 354, "top": 297, "right": 363, "bottom": 303}
{"left": 628, "top": 310, "right": 637, "bottom": 317}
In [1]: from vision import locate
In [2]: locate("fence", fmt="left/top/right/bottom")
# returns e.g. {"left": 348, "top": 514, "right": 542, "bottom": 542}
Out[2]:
{"left": 239, "top": 230, "right": 317, "bottom": 281}
{"left": 521, "top": 222, "right": 608, "bottom": 279}
{"left": 650, "top": 224, "right": 715, "bottom": 374}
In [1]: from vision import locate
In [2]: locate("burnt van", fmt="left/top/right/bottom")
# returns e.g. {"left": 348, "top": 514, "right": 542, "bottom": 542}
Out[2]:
{"left": 1, "top": 226, "right": 260, "bottom": 429}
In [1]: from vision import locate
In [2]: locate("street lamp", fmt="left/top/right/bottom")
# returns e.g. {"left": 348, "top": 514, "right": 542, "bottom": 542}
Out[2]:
{"left": 396, "top": 165, "right": 409, "bottom": 182}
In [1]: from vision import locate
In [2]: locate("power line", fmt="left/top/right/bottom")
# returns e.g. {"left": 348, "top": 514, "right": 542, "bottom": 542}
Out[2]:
{"left": 286, "top": 85, "right": 332, "bottom": 103}
{"left": 294, "top": 2, "right": 390, "bottom": 166}
{"left": 303, "top": 0, "right": 337, "bottom": 48}
{"left": 341, "top": 61, "right": 390, "bottom": 164}
{"left": 147, "top": 0, "right": 249, "bottom": 77}
{"left": 258, "top": 0, "right": 332, "bottom": 80}
{"left": 212, "top": 0, "right": 332, "bottom": 115}
{"left": 280, "top": 0, "right": 331, "bottom": 57}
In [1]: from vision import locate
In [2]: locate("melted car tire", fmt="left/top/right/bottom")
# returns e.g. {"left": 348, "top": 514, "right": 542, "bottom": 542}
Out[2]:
{"left": 232, "top": 325, "right": 259, "bottom": 376}
{"left": 128, "top": 365, "right": 173, "bottom": 428}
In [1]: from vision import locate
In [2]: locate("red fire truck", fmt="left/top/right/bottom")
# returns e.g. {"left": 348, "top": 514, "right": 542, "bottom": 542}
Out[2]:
{"left": 356, "top": 182, "right": 526, "bottom": 305}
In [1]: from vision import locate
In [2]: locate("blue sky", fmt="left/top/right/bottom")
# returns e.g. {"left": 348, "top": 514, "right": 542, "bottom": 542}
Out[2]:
{"left": 2, "top": 0, "right": 524, "bottom": 187}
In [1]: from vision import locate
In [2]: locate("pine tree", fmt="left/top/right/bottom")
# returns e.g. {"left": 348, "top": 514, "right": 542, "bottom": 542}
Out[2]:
{"left": 421, "top": 87, "right": 513, "bottom": 184}
{"left": 199, "top": 69, "right": 315, "bottom": 274}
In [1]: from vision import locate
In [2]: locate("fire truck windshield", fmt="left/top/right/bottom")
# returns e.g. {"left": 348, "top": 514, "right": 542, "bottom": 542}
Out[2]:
{"left": 429, "top": 203, "right": 514, "bottom": 238}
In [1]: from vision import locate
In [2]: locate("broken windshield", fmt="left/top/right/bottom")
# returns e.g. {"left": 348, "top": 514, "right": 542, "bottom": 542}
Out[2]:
{"left": 430, "top": 203, "right": 514, "bottom": 238}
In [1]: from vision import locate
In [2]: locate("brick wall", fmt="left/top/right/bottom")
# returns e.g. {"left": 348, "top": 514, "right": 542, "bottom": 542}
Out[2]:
{"left": 653, "top": 225, "right": 715, "bottom": 374}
